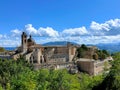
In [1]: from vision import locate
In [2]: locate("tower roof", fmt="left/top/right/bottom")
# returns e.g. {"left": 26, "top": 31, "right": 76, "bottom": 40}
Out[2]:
{"left": 22, "top": 32, "right": 27, "bottom": 37}
{"left": 28, "top": 35, "right": 33, "bottom": 42}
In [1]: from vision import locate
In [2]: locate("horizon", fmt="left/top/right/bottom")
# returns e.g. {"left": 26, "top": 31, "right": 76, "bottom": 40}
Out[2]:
{"left": 0, "top": 0, "right": 120, "bottom": 47}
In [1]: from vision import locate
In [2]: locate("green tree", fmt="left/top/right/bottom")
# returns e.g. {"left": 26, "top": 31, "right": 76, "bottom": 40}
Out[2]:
{"left": 79, "top": 73, "right": 103, "bottom": 90}
{"left": 0, "top": 56, "right": 34, "bottom": 89}
{"left": 77, "top": 47, "right": 84, "bottom": 58}
{"left": 93, "top": 53, "right": 98, "bottom": 60}
{"left": 0, "top": 84, "right": 3, "bottom": 90}
{"left": 35, "top": 69, "right": 49, "bottom": 90}
{"left": 93, "top": 52, "right": 120, "bottom": 90}
{"left": 81, "top": 44, "right": 88, "bottom": 50}
{"left": 48, "top": 69, "right": 71, "bottom": 90}
{"left": 102, "top": 50, "right": 110, "bottom": 56}
{"left": 10, "top": 71, "right": 36, "bottom": 90}
{"left": 77, "top": 44, "right": 88, "bottom": 58}
{"left": 0, "top": 47, "right": 5, "bottom": 52}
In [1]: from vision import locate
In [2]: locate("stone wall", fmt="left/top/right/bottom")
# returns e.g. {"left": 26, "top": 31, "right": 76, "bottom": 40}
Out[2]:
{"left": 77, "top": 58, "right": 112, "bottom": 75}
{"left": 77, "top": 60, "right": 94, "bottom": 75}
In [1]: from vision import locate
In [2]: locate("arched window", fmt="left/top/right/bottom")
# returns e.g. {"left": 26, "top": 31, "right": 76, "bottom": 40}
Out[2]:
{"left": 40, "top": 56, "right": 42, "bottom": 63}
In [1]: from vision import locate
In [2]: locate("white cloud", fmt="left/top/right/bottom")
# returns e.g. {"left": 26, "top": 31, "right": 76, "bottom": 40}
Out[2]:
{"left": 0, "top": 38, "right": 20, "bottom": 47}
{"left": 0, "top": 34, "right": 3, "bottom": 39}
{"left": 107, "top": 19, "right": 120, "bottom": 27}
{"left": 0, "top": 34, "right": 8, "bottom": 39}
{"left": 90, "top": 19, "right": 120, "bottom": 36}
{"left": 24, "top": 24, "right": 59, "bottom": 37}
{"left": 90, "top": 21, "right": 110, "bottom": 31}
{"left": 11, "top": 29, "right": 22, "bottom": 37}
{"left": 38, "top": 27, "right": 59, "bottom": 37}
{"left": 1, "top": 18, "right": 120, "bottom": 47}
{"left": 11, "top": 29, "right": 22, "bottom": 34}
{"left": 62, "top": 26, "right": 88, "bottom": 36}
{"left": 25, "top": 24, "right": 38, "bottom": 35}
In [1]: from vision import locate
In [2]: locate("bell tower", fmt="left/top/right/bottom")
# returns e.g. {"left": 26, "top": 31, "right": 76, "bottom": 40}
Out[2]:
{"left": 21, "top": 32, "right": 27, "bottom": 53}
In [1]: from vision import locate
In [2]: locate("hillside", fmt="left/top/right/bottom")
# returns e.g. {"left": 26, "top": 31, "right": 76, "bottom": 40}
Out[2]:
{"left": 96, "top": 43, "right": 120, "bottom": 53}
{"left": 42, "top": 41, "right": 79, "bottom": 46}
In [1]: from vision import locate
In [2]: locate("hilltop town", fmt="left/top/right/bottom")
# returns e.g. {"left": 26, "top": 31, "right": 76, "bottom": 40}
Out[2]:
{"left": 0, "top": 32, "right": 113, "bottom": 75}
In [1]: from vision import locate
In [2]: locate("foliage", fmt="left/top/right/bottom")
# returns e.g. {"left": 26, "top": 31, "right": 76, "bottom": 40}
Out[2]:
{"left": 103, "top": 61, "right": 109, "bottom": 71}
{"left": 0, "top": 84, "right": 3, "bottom": 90}
{"left": 92, "top": 53, "right": 98, "bottom": 60}
{"left": 102, "top": 50, "right": 110, "bottom": 56}
{"left": 78, "top": 73, "right": 103, "bottom": 90}
{"left": 77, "top": 44, "right": 88, "bottom": 58}
{"left": 11, "top": 71, "right": 36, "bottom": 90}
{"left": 0, "top": 47, "right": 5, "bottom": 52}
{"left": 96, "top": 50, "right": 110, "bottom": 60}
{"left": 0, "top": 56, "right": 105, "bottom": 90}
{"left": 81, "top": 44, "right": 88, "bottom": 50}
{"left": 0, "top": 57, "right": 33, "bottom": 89}
{"left": 35, "top": 69, "right": 49, "bottom": 90}
{"left": 112, "top": 52, "right": 120, "bottom": 60}
{"left": 77, "top": 44, "right": 110, "bottom": 60}
{"left": 93, "top": 52, "right": 120, "bottom": 90}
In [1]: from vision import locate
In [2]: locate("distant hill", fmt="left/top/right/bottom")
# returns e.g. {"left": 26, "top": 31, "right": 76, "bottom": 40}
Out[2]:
{"left": 95, "top": 43, "right": 120, "bottom": 53}
{"left": 87, "top": 43, "right": 120, "bottom": 53}
{"left": 42, "top": 41, "right": 79, "bottom": 46}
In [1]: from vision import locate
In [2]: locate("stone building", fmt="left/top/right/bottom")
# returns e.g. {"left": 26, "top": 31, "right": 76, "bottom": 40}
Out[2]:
{"left": 77, "top": 57, "right": 112, "bottom": 75}
{"left": 12, "top": 32, "right": 77, "bottom": 65}
{"left": 11, "top": 32, "right": 113, "bottom": 75}
{"left": 12, "top": 32, "right": 44, "bottom": 64}
{"left": 44, "top": 43, "right": 76, "bottom": 63}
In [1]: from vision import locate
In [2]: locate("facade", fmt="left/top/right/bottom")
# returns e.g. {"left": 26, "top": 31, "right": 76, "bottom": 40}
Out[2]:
{"left": 11, "top": 32, "right": 113, "bottom": 75}
{"left": 44, "top": 44, "right": 76, "bottom": 63}
{"left": 77, "top": 58, "right": 112, "bottom": 75}
{"left": 12, "top": 32, "right": 77, "bottom": 65}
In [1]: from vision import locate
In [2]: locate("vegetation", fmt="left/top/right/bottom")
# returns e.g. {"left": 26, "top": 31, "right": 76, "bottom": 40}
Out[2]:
{"left": 93, "top": 52, "right": 120, "bottom": 90}
{"left": 0, "top": 52, "right": 120, "bottom": 90}
{"left": 0, "top": 47, "right": 5, "bottom": 52}
{"left": 96, "top": 49, "right": 110, "bottom": 60}
{"left": 77, "top": 44, "right": 89, "bottom": 58}
{"left": 77, "top": 44, "right": 110, "bottom": 60}
{"left": 92, "top": 53, "right": 98, "bottom": 60}
{"left": 0, "top": 56, "right": 104, "bottom": 90}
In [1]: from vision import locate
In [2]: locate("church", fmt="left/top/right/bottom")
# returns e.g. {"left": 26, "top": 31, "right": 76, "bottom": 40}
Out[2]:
{"left": 12, "top": 32, "right": 77, "bottom": 65}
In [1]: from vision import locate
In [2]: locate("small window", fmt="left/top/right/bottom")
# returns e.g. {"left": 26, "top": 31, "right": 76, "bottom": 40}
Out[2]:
{"left": 40, "top": 59, "right": 42, "bottom": 63}
{"left": 25, "top": 39, "right": 27, "bottom": 43}
{"left": 30, "top": 61, "right": 32, "bottom": 63}
{"left": 33, "top": 60, "right": 37, "bottom": 63}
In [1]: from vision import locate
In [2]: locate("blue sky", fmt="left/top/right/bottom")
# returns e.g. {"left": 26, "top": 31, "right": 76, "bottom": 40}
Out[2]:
{"left": 0, "top": 0, "right": 120, "bottom": 47}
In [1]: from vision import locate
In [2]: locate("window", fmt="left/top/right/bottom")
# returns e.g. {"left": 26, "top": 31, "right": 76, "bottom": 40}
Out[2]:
{"left": 40, "top": 59, "right": 42, "bottom": 63}
{"left": 33, "top": 60, "right": 37, "bottom": 63}
{"left": 24, "top": 39, "right": 27, "bottom": 43}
